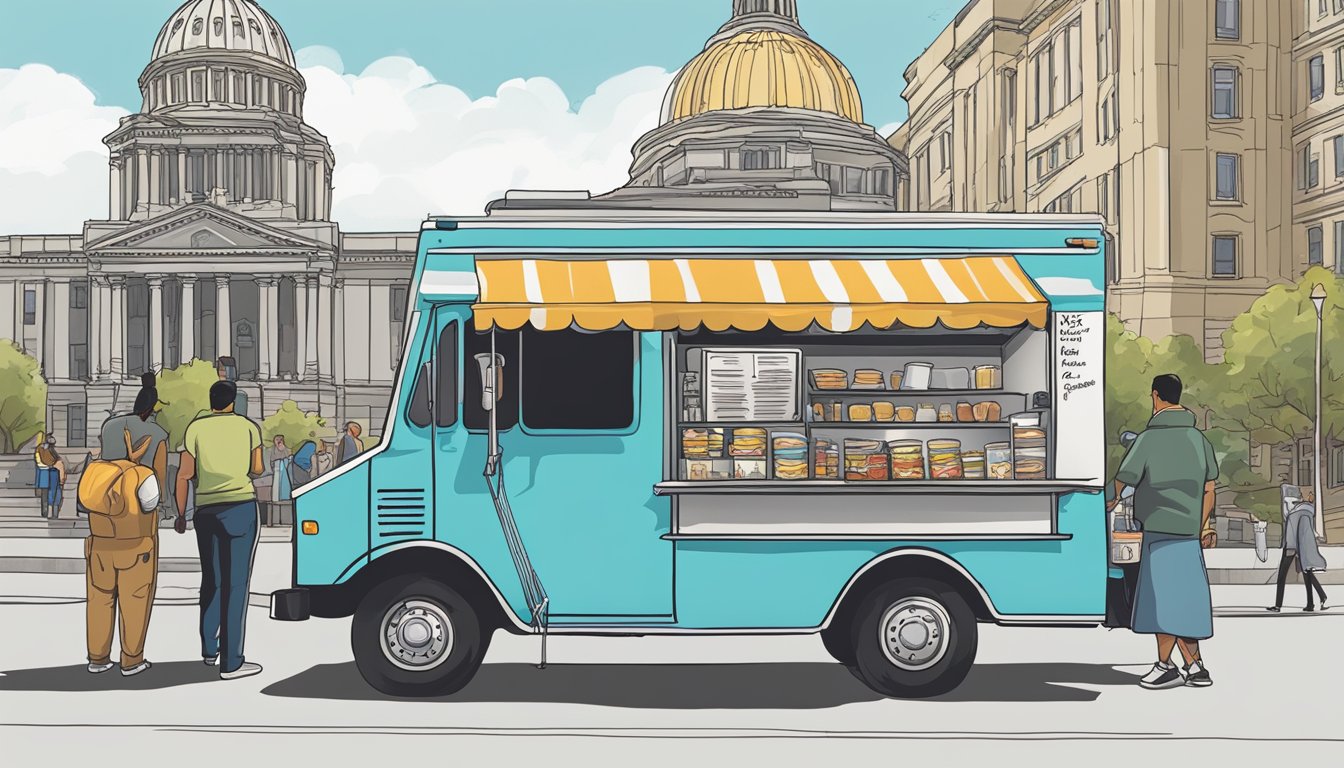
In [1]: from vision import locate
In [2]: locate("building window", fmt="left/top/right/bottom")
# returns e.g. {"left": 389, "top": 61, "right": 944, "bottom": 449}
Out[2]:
{"left": 519, "top": 328, "right": 636, "bottom": 431}
{"left": 232, "top": 72, "right": 246, "bottom": 105}
{"left": 1309, "top": 225, "right": 1324, "bottom": 265}
{"left": 66, "top": 405, "right": 87, "bottom": 447}
{"left": 1333, "top": 444, "right": 1344, "bottom": 487}
{"left": 1336, "top": 136, "right": 1344, "bottom": 177}
{"left": 1321, "top": 0, "right": 1330, "bottom": 16}
{"left": 1067, "top": 19, "right": 1083, "bottom": 102}
{"left": 874, "top": 168, "right": 891, "bottom": 196}
{"left": 22, "top": 288, "right": 36, "bottom": 325}
{"left": 1211, "top": 66, "right": 1238, "bottom": 118}
{"left": 171, "top": 74, "right": 184, "bottom": 103}
{"left": 1212, "top": 235, "right": 1238, "bottom": 276}
{"left": 1337, "top": 0, "right": 1344, "bottom": 13}
{"left": 190, "top": 71, "right": 206, "bottom": 103}
{"left": 1215, "top": 153, "right": 1239, "bottom": 200}
{"left": 845, "top": 167, "right": 864, "bottom": 194}
{"left": 938, "top": 131, "right": 951, "bottom": 172}
{"left": 1032, "top": 49, "right": 1043, "bottom": 124}
{"left": 1311, "top": 55, "right": 1325, "bottom": 101}
{"left": 1099, "top": 172, "right": 1110, "bottom": 221}
{"left": 71, "top": 283, "right": 88, "bottom": 309}
{"left": 1215, "top": 0, "right": 1240, "bottom": 39}
{"left": 1298, "top": 439, "right": 1314, "bottom": 488}
{"left": 1337, "top": 47, "right": 1344, "bottom": 90}
{"left": 1336, "top": 221, "right": 1344, "bottom": 269}
{"left": 741, "top": 148, "right": 777, "bottom": 171}
{"left": 1100, "top": 93, "right": 1113, "bottom": 142}
{"left": 1302, "top": 145, "right": 1320, "bottom": 189}
{"left": 1096, "top": 0, "right": 1112, "bottom": 79}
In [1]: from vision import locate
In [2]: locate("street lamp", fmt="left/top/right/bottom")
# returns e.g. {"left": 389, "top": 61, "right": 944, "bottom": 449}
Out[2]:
{"left": 1310, "top": 282, "right": 1327, "bottom": 540}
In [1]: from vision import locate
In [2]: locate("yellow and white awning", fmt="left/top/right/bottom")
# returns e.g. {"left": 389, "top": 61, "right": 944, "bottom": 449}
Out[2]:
{"left": 472, "top": 256, "right": 1047, "bottom": 333}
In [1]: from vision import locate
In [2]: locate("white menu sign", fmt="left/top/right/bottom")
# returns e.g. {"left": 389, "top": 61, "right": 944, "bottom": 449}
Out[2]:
{"left": 1053, "top": 311, "right": 1104, "bottom": 484}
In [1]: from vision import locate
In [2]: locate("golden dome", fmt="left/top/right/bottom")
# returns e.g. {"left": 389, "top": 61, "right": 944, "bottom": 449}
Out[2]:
{"left": 667, "top": 29, "right": 863, "bottom": 124}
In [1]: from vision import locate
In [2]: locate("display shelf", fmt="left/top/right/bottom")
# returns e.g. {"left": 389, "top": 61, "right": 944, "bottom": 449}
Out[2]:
{"left": 808, "top": 388, "right": 1021, "bottom": 398}
{"left": 806, "top": 421, "right": 1011, "bottom": 429}
{"left": 678, "top": 422, "right": 807, "bottom": 430}
{"left": 654, "top": 480, "right": 1101, "bottom": 495}
{"left": 661, "top": 533, "right": 1074, "bottom": 542}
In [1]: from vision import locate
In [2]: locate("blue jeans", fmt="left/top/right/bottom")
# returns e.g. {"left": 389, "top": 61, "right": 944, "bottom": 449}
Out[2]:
{"left": 195, "top": 500, "right": 259, "bottom": 673}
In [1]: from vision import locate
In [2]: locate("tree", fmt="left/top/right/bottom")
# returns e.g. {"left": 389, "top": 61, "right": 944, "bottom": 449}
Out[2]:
{"left": 262, "top": 400, "right": 326, "bottom": 453}
{"left": 0, "top": 341, "right": 46, "bottom": 454}
{"left": 1211, "top": 268, "right": 1344, "bottom": 520}
{"left": 157, "top": 359, "right": 219, "bottom": 450}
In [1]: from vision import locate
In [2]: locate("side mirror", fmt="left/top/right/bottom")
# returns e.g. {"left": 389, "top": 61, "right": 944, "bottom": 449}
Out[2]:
{"left": 1120, "top": 430, "right": 1138, "bottom": 447}
{"left": 474, "top": 352, "right": 505, "bottom": 412}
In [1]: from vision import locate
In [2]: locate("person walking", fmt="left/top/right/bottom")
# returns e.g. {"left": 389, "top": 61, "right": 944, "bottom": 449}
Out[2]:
{"left": 174, "top": 379, "right": 265, "bottom": 680}
{"left": 1108, "top": 373, "right": 1219, "bottom": 689}
{"left": 33, "top": 432, "right": 66, "bottom": 519}
{"left": 1268, "top": 485, "right": 1329, "bottom": 613}
{"left": 82, "top": 373, "right": 168, "bottom": 677}
{"left": 336, "top": 422, "right": 364, "bottom": 466}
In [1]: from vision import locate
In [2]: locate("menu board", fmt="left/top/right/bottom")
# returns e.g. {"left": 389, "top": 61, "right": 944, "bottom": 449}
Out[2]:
{"left": 702, "top": 348, "right": 801, "bottom": 422}
{"left": 1053, "top": 312, "right": 1104, "bottom": 483}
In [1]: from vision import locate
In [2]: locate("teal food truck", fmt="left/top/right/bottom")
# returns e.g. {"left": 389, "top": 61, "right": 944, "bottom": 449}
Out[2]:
{"left": 270, "top": 209, "right": 1116, "bottom": 699}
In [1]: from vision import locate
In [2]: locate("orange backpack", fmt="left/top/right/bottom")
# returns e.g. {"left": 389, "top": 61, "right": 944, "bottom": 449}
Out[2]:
{"left": 78, "top": 430, "right": 159, "bottom": 540}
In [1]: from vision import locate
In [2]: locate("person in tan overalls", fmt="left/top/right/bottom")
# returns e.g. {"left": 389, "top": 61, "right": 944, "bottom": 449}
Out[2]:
{"left": 81, "top": 424, "right": 165, "bottom": 676}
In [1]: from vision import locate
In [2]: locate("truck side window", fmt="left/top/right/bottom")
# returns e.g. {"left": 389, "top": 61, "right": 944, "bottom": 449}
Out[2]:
{"left": 464, "top": 319, "right": 519, "bottom": 431}
{"left": 520, "top": 327, "right": 635, "bottom": 430}
{"left": 435, "top": 320, "right": 458, "bottom": 428}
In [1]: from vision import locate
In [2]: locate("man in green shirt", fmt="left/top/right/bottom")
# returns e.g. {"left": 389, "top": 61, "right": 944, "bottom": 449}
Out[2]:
{"left": 174, "top": 380, "right": 265, "bottom": 681}
{"left": 1108, "top": 373, "right": 1219, "bottom": 690}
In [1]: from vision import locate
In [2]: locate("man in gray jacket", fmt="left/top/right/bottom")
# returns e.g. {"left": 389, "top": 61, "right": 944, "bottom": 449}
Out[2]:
{"left": 1268, "top": 485, "right": 1329, "bottom": 612}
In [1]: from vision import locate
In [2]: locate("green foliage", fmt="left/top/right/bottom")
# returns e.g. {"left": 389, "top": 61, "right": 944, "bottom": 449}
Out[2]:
{"left": 157, "top": 359, "right": 219, "bottom": 450}
{"left": 262, "top": 401, "right": 327, "bottom": 453}
{"left": 0, "top": 340, "right": 46, "bottom": 454}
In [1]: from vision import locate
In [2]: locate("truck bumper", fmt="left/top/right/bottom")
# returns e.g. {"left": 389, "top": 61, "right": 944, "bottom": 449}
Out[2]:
{"left": 270, "top": 588, "right": 311, "bottom": 621}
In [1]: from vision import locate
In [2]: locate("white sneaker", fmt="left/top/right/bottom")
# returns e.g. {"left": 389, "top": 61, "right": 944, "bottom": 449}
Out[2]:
{"left": 203, "top": 654, "right": 219, "bottom": 666}
{"left": 220, "top": 661, "right": 262, "bottom": 680}
{"left": 1138, "top": 662, "right": 1184, "bottom": 690}
{"left": 87, "top": 662, "right": 114, "bottom": 674}
{"left": 121, "top": 661, "right": 152, "bottom": 677}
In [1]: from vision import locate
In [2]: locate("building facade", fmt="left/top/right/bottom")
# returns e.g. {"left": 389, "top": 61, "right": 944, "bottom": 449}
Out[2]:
{"left": 0, "top": 0, "right": 416, "bottom": 446}
{"left": 893, "top": 0, "right": 1309, "bottom": 359}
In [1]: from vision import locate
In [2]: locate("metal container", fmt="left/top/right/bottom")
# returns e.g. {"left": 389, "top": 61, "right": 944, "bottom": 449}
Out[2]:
{"left": 985, "top": 441, "right": 1012, "bottom": 480}
{"left": 901, "top": 362, "right": 933, "bottom": 390}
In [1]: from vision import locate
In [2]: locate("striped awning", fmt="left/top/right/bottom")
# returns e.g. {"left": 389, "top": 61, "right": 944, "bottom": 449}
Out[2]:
{"left": 471, "top": 256, "right": 1048, "bottom": 332}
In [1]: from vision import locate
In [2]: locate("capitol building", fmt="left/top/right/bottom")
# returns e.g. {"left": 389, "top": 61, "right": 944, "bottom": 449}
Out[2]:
{"left": 0, "top": 0, "right": 906, "bottom": 446}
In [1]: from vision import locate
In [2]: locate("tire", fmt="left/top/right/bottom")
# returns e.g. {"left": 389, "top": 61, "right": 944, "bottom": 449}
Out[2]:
{"left": 351, "top": 574, "right": 488, "bottom": 697}
{"left": 849, "top": 576, "right": 978, "bottom": 699}
{"left": 819, "top": 624, "right": 856, "bottom": 667}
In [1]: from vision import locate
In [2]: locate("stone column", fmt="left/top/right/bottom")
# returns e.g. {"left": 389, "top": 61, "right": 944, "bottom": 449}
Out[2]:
{"left": 215, "top": 275, "right": 232, "bottom": 360}
{"left": 332, "top": 277, "right": 345, "bottom": 383}
{"left": 88, "top": 275, "right": 105, "bottom": 379}
{"left": 271, "top": 147, "right": 282, "bottom": 201}
{"left": 149, "top": 150, "right": 162, "bottom": 207}
{"left": 136, "top": 150, "right": 150, "bottom": 214}
{"left": 109, "top": 158, "right": 123, "bottom": 220}
{"left": 180, "top": 276, "right": 196, "bottom": 362}
{"left": 177, "top": 150, "right": 188, "bottom": 203}
{"left": 147, "top": 275, "right": 164, "bottom": 372}
{"left": 284, "top": 154, "right": 298, "bottom": 208}
{"left": 108, "top": 276, "right": 126, "bottom": 378}
{"left": 293, "top": 274, "right": 308, "bottom": 381}
{"left": 257, "top": 276, "right": 278, "bottom": 380}
{"left": 50, "top": 279, "right": 71, "bottom": 380}
{"left": 0, "top": 279, "right": 14, "bottom": 343}
{"left": 304, "top": 274, "right": 319, "bottom": 379}
{"left": 317, "top": 272, "right": 334, "bottom": 381}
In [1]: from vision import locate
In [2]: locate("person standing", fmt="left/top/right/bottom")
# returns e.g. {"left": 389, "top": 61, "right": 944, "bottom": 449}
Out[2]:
{"left": 336, "top": 422, "right": 364, "bottom": 466}
{"left": 33, "top": 432, "right": 65, "bottom": 519}
{"left": 83, "top": 373, "right": 167, "bottom": 677}
{"left": 1268, "top": 485, "right": 1329, "bottom": 612}
{"left": 174, "top": 380, "right": 265, "bottom": 680}
{"left": 1108, "top": 374, "right": 1219, "bottom": 689}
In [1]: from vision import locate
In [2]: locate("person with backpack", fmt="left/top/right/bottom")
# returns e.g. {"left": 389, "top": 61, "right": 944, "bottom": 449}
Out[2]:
{"left": 81, "top": 373, "right": 169, "bottom": 677}
{"left": 174, "top": 379, "right": 265, "bottom": 681}
{"left": 34, "top": 432, "right": 67, "bottom": 519}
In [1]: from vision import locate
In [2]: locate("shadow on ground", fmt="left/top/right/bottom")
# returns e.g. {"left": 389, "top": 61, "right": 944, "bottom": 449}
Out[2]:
{"left": 0, "top": 661, "right": 218, "bottom": 692}
{"left": 260, "top": 661, "right": 1139, "bottom": 707}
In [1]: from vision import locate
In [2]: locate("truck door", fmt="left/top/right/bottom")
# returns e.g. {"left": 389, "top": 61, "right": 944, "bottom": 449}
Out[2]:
{"left": 459, "top": 323, "right": 674, "bottom": 622}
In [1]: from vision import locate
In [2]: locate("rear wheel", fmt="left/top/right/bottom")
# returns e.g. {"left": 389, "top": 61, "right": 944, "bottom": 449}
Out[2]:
{"left": 351, "top": 575, "right": 488, "bottom": 697}
{"left": 849, "top": 577, "right": 977, "bottom": 698}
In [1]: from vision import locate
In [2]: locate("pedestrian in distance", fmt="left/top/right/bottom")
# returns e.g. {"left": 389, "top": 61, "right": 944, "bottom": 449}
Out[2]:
{"left": 336, "top": 421, "right": 364, "bottom": 466}
{"left": 174, "top": 379, "right": 265, "bottom": 681}
{"left": 1108, "top": 373, "right": 1219, "bottom": 690}
{"left": 1267, "top": 485, "right": 1329, "bottom": 613}
{"left": 80, "top": 372, "right": 167, "bottom": 677}
{"left": 33, "top": 432, "right": 67, "bottom": 519}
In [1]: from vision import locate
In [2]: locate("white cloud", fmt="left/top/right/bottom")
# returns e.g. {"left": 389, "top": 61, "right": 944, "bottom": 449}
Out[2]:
{"left": 0, "top": 64, "right": 128, "bottom": 232}
{"left": 298, "top": 46, "right": 675, "bottom": 230}
{"left": 0, "top": 52, "right": 673, "bottom": 233}
{"left": 876, "top": 120, "right": 903, "bottom": 139}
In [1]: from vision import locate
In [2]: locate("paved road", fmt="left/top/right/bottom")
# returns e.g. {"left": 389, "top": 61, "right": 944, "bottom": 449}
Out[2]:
{"left": 0, "top": 594, "right": 1338, "bottom": 764}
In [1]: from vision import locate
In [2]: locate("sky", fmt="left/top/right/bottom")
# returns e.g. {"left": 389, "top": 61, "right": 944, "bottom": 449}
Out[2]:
{"left": 0, "top": 0, "right": 966, "bottom": 232}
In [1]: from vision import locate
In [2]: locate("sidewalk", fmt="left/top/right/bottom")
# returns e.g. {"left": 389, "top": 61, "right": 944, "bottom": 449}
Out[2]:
{"left": 1203, "top": 545, "right": 1344, "bottom": 585}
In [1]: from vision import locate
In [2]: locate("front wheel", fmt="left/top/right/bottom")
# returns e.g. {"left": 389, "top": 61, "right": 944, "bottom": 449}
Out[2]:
{"left": 351, "top": 575, "right": 488, "bottom": 697}
{"left": 850, "top": 577, "right": 978, "bottom": 698}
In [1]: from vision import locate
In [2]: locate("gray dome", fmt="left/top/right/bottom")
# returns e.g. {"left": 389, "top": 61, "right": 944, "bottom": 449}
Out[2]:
{"left": 152, "top": 0, "right": 296, "bottom": 68}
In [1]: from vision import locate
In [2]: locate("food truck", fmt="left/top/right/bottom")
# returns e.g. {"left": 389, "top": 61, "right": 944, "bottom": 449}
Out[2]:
{"left": 270, "top": 209, "right": 1115, "bottom": 699}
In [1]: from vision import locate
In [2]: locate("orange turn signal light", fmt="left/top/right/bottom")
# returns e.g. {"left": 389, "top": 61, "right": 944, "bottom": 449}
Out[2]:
{"left": 301, "top": 521, "right": 319, "bottom": 535}
{"left": 1066, "top": 238, "right": 1100, "bottom": 249}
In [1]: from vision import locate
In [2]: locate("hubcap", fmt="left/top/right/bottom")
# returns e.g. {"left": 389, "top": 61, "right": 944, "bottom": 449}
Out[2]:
{"left": 879, "top": 597, "right": 951, "bottom": 671}
{"left": 381, "top": 599, "right": 453, "bottom": 672}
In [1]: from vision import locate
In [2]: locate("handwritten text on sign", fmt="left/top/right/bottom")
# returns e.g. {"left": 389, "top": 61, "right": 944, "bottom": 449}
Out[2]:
{"left": 1054, "top": 311, "right": 1104, "bottom": 482}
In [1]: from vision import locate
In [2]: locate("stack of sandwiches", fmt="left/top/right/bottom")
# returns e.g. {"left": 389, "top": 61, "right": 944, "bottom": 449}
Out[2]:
{"left": 772, "top": 432, "right": 808, "bottom": 480}
{"left": 811, "top": 369, "right": 848, "bottom": 390}
{"left": 1011, "top": 423, "right": 1047, "bottom": 479}
{"left": 729, "top": 428, "right": 767, "bottom": 457}
{"left": 852, "top": 369, "right": 885, "bottom": 390}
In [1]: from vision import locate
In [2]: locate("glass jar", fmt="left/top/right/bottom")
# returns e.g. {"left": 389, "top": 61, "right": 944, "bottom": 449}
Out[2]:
{"left": 844, "top": 439, "right": 888, "bottom": 481}
{"left": 985, "top": 441, "right": 1012, "bottom": 480}
{"left": 973, "top": 365, "right": 1002, "bottom": 390}
{"left": 961, "top": 450, "right": 985, "bottom": 479}
{"left": 889, "top": 440, "right": 925, "bottom": 480}
{"left": 915, "top": 403, "right": 938, "bottom": 423}
{"left": 928, "top": 439, "right": 963, "bottom": 480}
{"left": 937, "top": 404, "right": 955, "bottom": 422}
